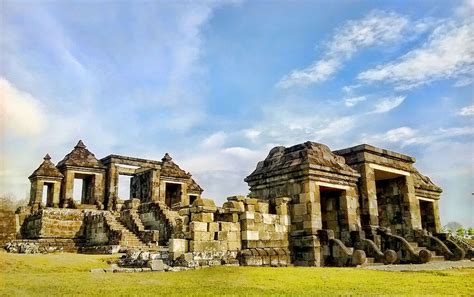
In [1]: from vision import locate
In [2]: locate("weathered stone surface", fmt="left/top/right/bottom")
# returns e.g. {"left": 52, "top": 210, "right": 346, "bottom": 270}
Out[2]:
{"left": 148, "top": 259, "right": 165, "bottom": 271}
{"left": 16, "top": 139, "right": 450, "bottom": 270}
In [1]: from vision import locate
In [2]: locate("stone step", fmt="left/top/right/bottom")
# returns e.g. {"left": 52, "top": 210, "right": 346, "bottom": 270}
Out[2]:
{"left": 430, "top": 255, "right": 445, "bottom": 262}
{"left": 363, "top": 257, "right": 384, "bottom": 266}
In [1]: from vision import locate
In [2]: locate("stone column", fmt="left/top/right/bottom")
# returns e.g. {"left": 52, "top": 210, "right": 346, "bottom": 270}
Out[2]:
{"left": 295, "top": 180, "right": 321, "bottom": 235}
{"left": 29, "top": 180, "right": 43, "bottom": 206}
{"left": 355, "top": 164, "right": 379, "bottom": 231}
{"left": 93, "top": 173, "right": 105, "bottom": 206}
{"left": 339, "top": 186, "right": 360, "bottom": 245}
{"left": 52, "top": 181, "right": 61, "bottom": 207}
{"left": 432, "top": 200, "right": 442, "bottom": 233}
{"left": 105, "top": 165, "right": 118, "bottom": 208}
{"left": 62, "top": 170, "right": 75, "bottom": 203}
{"left": 180, "top": 183, "right": 189, "bottom": 207}
{"left": 401, "top": 175, "right": 422, "bottom": 239}
{"left": 151, "top": 170, "right": 161, "bottom": 203}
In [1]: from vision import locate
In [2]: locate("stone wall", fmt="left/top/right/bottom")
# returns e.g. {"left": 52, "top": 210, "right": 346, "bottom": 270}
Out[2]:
{"left": 131, "top": 171, "right": 154, "bottom": 203}
{"left": 0, "top": 210, "right": 17, "bottom": 246}
{"left": 21, "top": 209, "right": 85, "bottom": 239}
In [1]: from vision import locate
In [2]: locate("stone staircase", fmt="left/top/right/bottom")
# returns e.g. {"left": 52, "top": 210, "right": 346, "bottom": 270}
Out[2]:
{"left": 108, "top": 215, "right": 149, "bottom": 250}
{"left": 408, "top": 241, "right": 445, "bottom": 262}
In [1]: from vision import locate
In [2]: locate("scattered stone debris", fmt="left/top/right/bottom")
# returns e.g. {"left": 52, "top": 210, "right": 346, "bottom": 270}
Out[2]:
{"left": 4, "top": 241, "right": 62, "bottom": 254}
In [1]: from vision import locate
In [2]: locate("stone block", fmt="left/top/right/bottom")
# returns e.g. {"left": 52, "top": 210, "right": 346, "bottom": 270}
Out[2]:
{"left": 191, "top": 212, "right": 214, "bottom": 222}
{"left": 192, "top": 231, "right": 213, "bottom": 241}
{"left": 241, "top": 219, "right": 255, "bottom": 231}
{"left": 228, "top": 240, "right": 241, "bottom": 251}
{"left": 189, "top": 240, "right": 220, "bottom": 252}
{"left": 240, "top": 211, "right": 255, "bottom": 220}
{"left": 262, "top": 214, "right": 275, "bottom": 224}
{"left": 227, "top": 195, "right": 246, "bottom": 202}
{"left": 280, "top": 215, "right": 291, "bottom": 226}
{"left": 229, "top": 222, "right": 240, "bottom": 232}
{"left": 292, "top": 203, "right": 307, "bottom": 216}
{"left": 220, "top": 222, "right": 232, "bottom": 232}
{"left": 245, "top": 205, "right": 255, "bottom": 212}
{"left": 169, "top": 238, "right": 188, "bottom": 254}
{"left": 256, "top": 202, "right": 269, "bottom": 214}
{"left": 276, "top": 205, "right": 288, "bottom": 215}
{"left": 189, "top": 221, "right": 208, "bottom": 232}
{"left": 245, "top": 198, "right": 258, "bottom": 205}
{"left": 208, "top": 222, "right": 219, "bottom": 233}
{"left": 148, "top": 259, "right": 164, "bottom": 271}
{"left": 242, "top": 231, "right": 259, "bottom": 241}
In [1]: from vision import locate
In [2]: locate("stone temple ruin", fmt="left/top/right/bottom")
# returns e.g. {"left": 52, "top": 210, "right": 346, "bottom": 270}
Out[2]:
{"left": 4, "top": 140, "right": 473, "bottom": 269}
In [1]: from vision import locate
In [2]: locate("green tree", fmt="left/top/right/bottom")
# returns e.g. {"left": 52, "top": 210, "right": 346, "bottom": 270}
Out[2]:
{"left": 456, "top": 228, "right": 465, "bottom": 237}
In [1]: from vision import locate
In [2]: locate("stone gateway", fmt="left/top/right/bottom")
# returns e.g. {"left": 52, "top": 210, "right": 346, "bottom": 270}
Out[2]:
{"left": 5, "top": 140, "right": 473, "bottom": 268}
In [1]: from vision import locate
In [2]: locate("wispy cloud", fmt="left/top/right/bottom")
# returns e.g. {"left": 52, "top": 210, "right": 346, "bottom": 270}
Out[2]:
{"left": 358, "top": 21, "right": 474, "bottom": 89}
{"left": 278, "top": 11, "right": 411, "bottom": 88}
{"left": 344, "top": 96, "right": 367, "bottom": 107}
{"left": 371, "top": 95, "right": 406, "bottom": 113}
{"left": 360, "top": 126, "right": 474, "bottom": 147}
{"left": 457, "top": 104, "right": 474, "bottom": 116}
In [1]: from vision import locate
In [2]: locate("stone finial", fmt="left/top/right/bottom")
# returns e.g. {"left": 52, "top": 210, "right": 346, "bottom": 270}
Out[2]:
{"left": 75, "top": 140, "right": 86, "bottom": 149}
{"left": 162, "top": 153, "right": 172, "bottom": 162}
{"left": 44, "top": 154, "right": 51, "bottom": 161}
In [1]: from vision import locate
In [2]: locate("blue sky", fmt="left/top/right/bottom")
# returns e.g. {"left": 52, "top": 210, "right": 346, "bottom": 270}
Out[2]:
{"left": 1, "top": 0, "right": 473, "bottom": 226}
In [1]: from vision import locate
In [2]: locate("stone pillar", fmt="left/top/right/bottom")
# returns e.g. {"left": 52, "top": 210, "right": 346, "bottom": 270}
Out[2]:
{"left": 339, "top": 186, "right": 360, "bottom": 245}
{"left": 150, "top": 170, "right": 161, "bottom": 203}
{"left": 300, "top": 180, "right": 322, "bottom": 235}
{"left": 432, "top": 200, "right": 442, "bottom": 233}
{"left": 29, "top": 180, "right": 43, "bottom": 206}
{"left": 158, "top": 179, "right": 166, "bottom": 203}
{"left": 52, "top": 182, "right": 61, "bottom": 207}
{"left": 93, "top": 173, "right": 105, "bottom": 205}
{"left": 61, "top": 170, "right": 75, "bottom": 203}
{"left": 105, "top": 165, "right": 118, "bottom": 208}
{"left": 401, "top": 175, "right": 422, "bottom": 239}
{"left": 355, "top": 164, "right": 379, "bottom": 231}
{"left": 181, "top": 183, "right": 189, "bottom": 207}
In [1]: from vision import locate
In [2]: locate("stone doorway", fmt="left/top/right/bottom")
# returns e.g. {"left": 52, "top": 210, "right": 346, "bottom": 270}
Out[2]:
{"left": 41, "top": 183, "right": 54, "bottom": 207}
{"left": 419, "top": 199, "right": 436, "bottom": 233}
{"left": 320, "top": 186, "right": 344, "bottom": 239}
{"left": 73, "top": 173, "right": 95, "bottom": 204}
{"left": 165, "top": 183, "right": 182, "bottom": 209}
{"left": 374, "top": 169, "right": 406, "bottom": 235}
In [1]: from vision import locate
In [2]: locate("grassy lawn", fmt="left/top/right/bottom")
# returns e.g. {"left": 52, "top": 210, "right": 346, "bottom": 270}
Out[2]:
{"left": 0, "top": 251, "right": 473, "bottom": 296}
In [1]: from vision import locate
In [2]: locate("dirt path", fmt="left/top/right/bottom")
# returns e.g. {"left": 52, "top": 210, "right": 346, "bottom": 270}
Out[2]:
{"left": 364, "top": 259, "right": 474, "bottom": 271}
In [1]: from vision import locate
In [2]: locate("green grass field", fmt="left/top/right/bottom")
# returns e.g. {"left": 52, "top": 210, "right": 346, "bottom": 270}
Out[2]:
{"left": 1, "top": 251, "right": 473, "bottom": 296}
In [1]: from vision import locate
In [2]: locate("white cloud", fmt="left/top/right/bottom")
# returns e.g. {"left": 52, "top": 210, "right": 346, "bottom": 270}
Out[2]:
{"left": 457, "top": 104, "right": 474, "bottom": 116}
{"left": 314, "top": 116, "right": 355, "bottom": 140}
{"left": 200, "top": 131, "right": 227, "bottom": 149}
{"left": 344, "top": 96, "right": 367, "bottom": 107}
{"left": 0, "top": 78, "right": 46, "bottom": 137}
{"left": 358, "top": 21, "right": 474, "bottom": 89}
{"left": 372, "top": 95, "right": 406, "bottom": 113}
{"left": 243, "top": 129, "right": 261, "bottom": 141}
{"left": 361, "top": 126, "right": 474, "bottom": 147}
{"left": 455, "top": 0, "right": 474, "bottom": 18}
{"left": 278, "top": 11, "right": 410, "bottom": 87}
